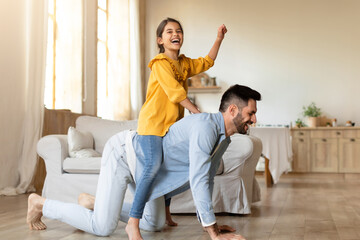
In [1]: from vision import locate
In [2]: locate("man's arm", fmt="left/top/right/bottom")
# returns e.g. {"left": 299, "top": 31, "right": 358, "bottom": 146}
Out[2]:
{"left": 189, "top": 122, "right": 246, "bottom": 240}
{"left": 188, "top": 122, "right": 218, "bottom": 226}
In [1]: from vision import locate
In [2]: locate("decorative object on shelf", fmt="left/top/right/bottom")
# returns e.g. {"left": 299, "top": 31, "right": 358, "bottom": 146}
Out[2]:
{"left": 332, "top": 118, "right": 337, "bottom": 127}
{"left": 345, "top": 120, "right": 355, "bottom": 127}
{"left": 209, "top": 77, "right": 217, "bottom": 86}
{"left": 188, "top": 72, "right": 221, "bottom": 93}
{"left": 302, "top": 102, "right": 321, "bottom": 127}
{"left": 189, "top": 72, "right": 218, "bottom": 87}
{"left": 189, "top": 72, "right": 209, "bottom": 87}
{"left": 187, "top": 78, "right": 192, "bottom": 87}
{"left": 295, "top": 118, "right": 306, "bottom": 128}
{"left": 319, "top": 116, "right": 334, "bottom": 127}
{"left": 201, "top": 77, "right": 209, "bottom": 86}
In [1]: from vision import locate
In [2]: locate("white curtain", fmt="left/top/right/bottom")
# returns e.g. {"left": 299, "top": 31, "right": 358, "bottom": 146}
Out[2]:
{"left": 130, "top": 0, "right": 144, "bottom": 119}
{"left": 0, "top": 0, "right": 141, "bottom": 194}
{"left": 0, "top": 1, "right": 48, "bottom": 195}
{"left": 98, "top": 0, "right": 143, "bottom": 120}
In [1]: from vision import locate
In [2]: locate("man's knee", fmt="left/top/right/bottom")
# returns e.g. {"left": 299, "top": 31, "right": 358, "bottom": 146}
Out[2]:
{"left": 139, "top": 215, "right": 165, "bottom": 232}
{"left": 93, "top": 222, "right": 117, "bottom": 237}
{"left": 139, "top": 198, "right": 166, "bottom": 232}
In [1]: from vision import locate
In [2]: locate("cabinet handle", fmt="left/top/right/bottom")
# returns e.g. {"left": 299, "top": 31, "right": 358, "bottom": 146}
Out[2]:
{"left": 322, "top": 139, "right": 327, "bottom": 142}
{"left": 350, "top": 138, "right": 356, "bottom": 142}
{"left": 299, "top": 139, "right": 304, "bottom": 142}
{"left": 336, "top": 132, "right": 341, "bottom": 135}
{"left": 299, "top": 132, "right": 304, "bottom": 135}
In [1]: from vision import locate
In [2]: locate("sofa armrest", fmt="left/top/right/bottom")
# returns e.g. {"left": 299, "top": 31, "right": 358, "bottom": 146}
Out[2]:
{"left": 37, "top": 135, "right": 68, "bottom": 175}
{"left": 218, "top": 134, "right": 263, "bottom": 206}
{"left": 222, "top": 134, "right": 262, "bottom": 175}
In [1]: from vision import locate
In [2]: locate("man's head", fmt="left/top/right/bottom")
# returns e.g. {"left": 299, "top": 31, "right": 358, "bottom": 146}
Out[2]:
{"left": 219, "top": 85, "right": 261, "bottom": 135}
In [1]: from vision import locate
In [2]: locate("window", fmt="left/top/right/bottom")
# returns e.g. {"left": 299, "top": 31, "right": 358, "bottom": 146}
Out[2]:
{"left": 96, "top": 0, "right": 109, "bottom": 119}
{"left": 97, "top": 0, "right": 131, "bottom": 120}
{"left": 44, "top": 0, "right": 83, "bottom": 113}
{"left": 44, "top": 0, "right": 136, "bottom": 119}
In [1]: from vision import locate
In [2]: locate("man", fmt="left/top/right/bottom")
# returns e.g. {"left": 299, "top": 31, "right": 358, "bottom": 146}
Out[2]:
{"left": 27, "top": 84, "right": 261, "bottom": 240}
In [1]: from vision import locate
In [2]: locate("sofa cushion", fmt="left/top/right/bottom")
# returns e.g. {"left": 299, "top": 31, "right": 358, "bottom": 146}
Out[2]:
{"left": 70, "top": 149, "right": 101, "bottom": 158}
{"left": 68, "top": 126, "right": 101, "bottom": 158}
{"left": 76, "top": 116, "right": 138, "bottom": 154}
{"left": 63, "top": 157, "right": 101, "bottom": 174}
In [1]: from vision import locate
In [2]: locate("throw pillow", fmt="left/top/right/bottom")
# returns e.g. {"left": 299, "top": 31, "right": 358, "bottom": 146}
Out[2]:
{"left": 68, "top": 126, "right": 101, "bottom": 158}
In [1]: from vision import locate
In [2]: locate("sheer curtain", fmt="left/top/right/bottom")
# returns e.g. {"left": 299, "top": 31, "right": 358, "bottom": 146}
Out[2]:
{"left": 130, "top": 0, "right": 144, "bottom": 119}
{"left": 107, "top": 0, "right": 131, "bottom": 120}
{"left": 0, "top": 0, "right": 143, "bottom": 195}
{"left": 98, "top": 0, "right": 143, "bottom": 120}
{"left": 0, "top": 1, "right": 48, "bottom": 195}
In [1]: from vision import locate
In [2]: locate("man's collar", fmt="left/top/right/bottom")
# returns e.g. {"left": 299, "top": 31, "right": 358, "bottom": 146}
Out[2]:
{"left": 215, "top": 112, "right": 226, "bottom": 136}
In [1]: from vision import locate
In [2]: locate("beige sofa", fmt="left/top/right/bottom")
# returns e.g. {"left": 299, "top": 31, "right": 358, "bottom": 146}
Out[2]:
{"left": 37, "top": 116, "right": 262, "bottom": 214}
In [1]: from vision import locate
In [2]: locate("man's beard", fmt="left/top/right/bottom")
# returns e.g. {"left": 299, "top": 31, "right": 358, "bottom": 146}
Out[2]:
{"left": 233, "top": 113, "right": 252, "bottom": 134}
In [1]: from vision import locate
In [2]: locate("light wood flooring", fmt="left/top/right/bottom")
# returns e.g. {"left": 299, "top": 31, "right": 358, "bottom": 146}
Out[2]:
{"left": 1, "top": 174, "right": 360, "bottom": 240}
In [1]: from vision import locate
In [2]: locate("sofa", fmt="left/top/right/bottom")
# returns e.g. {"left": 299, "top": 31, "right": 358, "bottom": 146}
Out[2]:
{"left": 37, "top": 116, "right": 262, "bottom": 214}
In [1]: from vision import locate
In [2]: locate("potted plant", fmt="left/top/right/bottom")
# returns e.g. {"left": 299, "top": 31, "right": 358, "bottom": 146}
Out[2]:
{"left": 295, "top": 118, "right": 306, "bottom": 128}
{"left": 302, "top": 102, "right": 321, "bottom": 127}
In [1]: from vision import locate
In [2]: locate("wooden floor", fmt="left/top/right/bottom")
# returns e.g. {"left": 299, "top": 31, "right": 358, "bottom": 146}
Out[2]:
{"left": 1, "top": 174, "right": 360, "bottom": 240}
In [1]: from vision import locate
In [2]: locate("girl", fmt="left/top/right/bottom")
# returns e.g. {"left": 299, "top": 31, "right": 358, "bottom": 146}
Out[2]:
{"left": 126, "top": 18, "right": 227, "bottom": 240}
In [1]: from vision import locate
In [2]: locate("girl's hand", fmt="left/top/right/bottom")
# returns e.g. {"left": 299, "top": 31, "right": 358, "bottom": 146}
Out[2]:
{"left": 217, "top": 24, "right": 227, "bottom": 40}
{"left": 208, "top": 24, "right": 227, "bottom": 60}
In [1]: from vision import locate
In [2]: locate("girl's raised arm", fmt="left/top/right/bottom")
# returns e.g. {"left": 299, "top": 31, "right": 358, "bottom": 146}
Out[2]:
{"left": 208, "top": 24, "right": 227, "bottom": 61}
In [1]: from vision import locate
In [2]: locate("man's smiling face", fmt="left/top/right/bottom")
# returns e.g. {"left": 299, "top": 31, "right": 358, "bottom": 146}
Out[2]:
{"left": 232, "top": 99, "right": 257, "bottom": 134}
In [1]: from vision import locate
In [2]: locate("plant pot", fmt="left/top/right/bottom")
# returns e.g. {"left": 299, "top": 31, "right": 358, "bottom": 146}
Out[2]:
{"left": 308, "top": 117, "right": 319, "bottom": 128}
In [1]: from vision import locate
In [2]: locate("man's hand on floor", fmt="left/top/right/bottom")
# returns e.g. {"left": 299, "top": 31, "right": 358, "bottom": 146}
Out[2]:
{"left": 205, "top": 223, "right": 246, "bottom": 240}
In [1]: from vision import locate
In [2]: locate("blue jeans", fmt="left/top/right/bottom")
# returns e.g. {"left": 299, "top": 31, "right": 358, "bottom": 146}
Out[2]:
{"left": 130, "top": 134, "right": 163, "bottom": 219}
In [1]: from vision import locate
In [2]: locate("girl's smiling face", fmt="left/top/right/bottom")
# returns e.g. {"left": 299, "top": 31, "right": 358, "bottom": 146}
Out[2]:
{"left": 157, "top": 21, "right": 183, "bottom": 56}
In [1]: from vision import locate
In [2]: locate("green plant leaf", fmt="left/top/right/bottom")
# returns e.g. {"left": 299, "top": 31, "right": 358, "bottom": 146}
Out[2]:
{"left": 302, "top": 102, "right": 321, "bottom": 117}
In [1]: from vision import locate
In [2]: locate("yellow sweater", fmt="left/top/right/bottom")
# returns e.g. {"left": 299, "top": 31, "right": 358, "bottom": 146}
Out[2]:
{"left": 137, "top": 53, "right": 214, "bottom": 136}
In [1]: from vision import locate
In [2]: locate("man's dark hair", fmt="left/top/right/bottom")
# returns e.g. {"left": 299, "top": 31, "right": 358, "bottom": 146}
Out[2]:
{"left": 219, "top": 85, "right": 261, "bottom": 112}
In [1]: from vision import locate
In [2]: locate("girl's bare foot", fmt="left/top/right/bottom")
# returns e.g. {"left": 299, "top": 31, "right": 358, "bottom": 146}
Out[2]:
{"left": 26, "top": 193, "right": 47, "bottom": 230}
{"left": 78, "top": 193, "right": 95, "bottom": 210}
{"left": 165, "top": 206, "right": 178, "bottom": 226}
{"left": 166, "top": 218, "right": 178, "bottom": 226}
{"left": 125, "top": 217, "right": 143, "bottom": 240}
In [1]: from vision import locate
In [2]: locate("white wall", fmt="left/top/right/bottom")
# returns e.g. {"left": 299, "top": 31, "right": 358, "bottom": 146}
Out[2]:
{"left": 145, "top": 0, "right": 360, "bottom": 126}
{"left": 0, "top": 0, "right": 26, "bottom": 188}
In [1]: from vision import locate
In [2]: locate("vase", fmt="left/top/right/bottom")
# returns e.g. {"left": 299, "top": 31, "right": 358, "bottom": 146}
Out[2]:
{"left": 308, "top": 117, "right": 319, "bottom": 128}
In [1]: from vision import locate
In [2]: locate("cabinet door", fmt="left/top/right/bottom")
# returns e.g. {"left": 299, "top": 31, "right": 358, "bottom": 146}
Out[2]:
{"left": 339, "top": 138, "right": 360, "bottom": 173}
{"left": 292, "top": 137, "right": 310, "bottom": 172}
{"left": 311, "top": 138, "right": 338, "bottom": 172}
